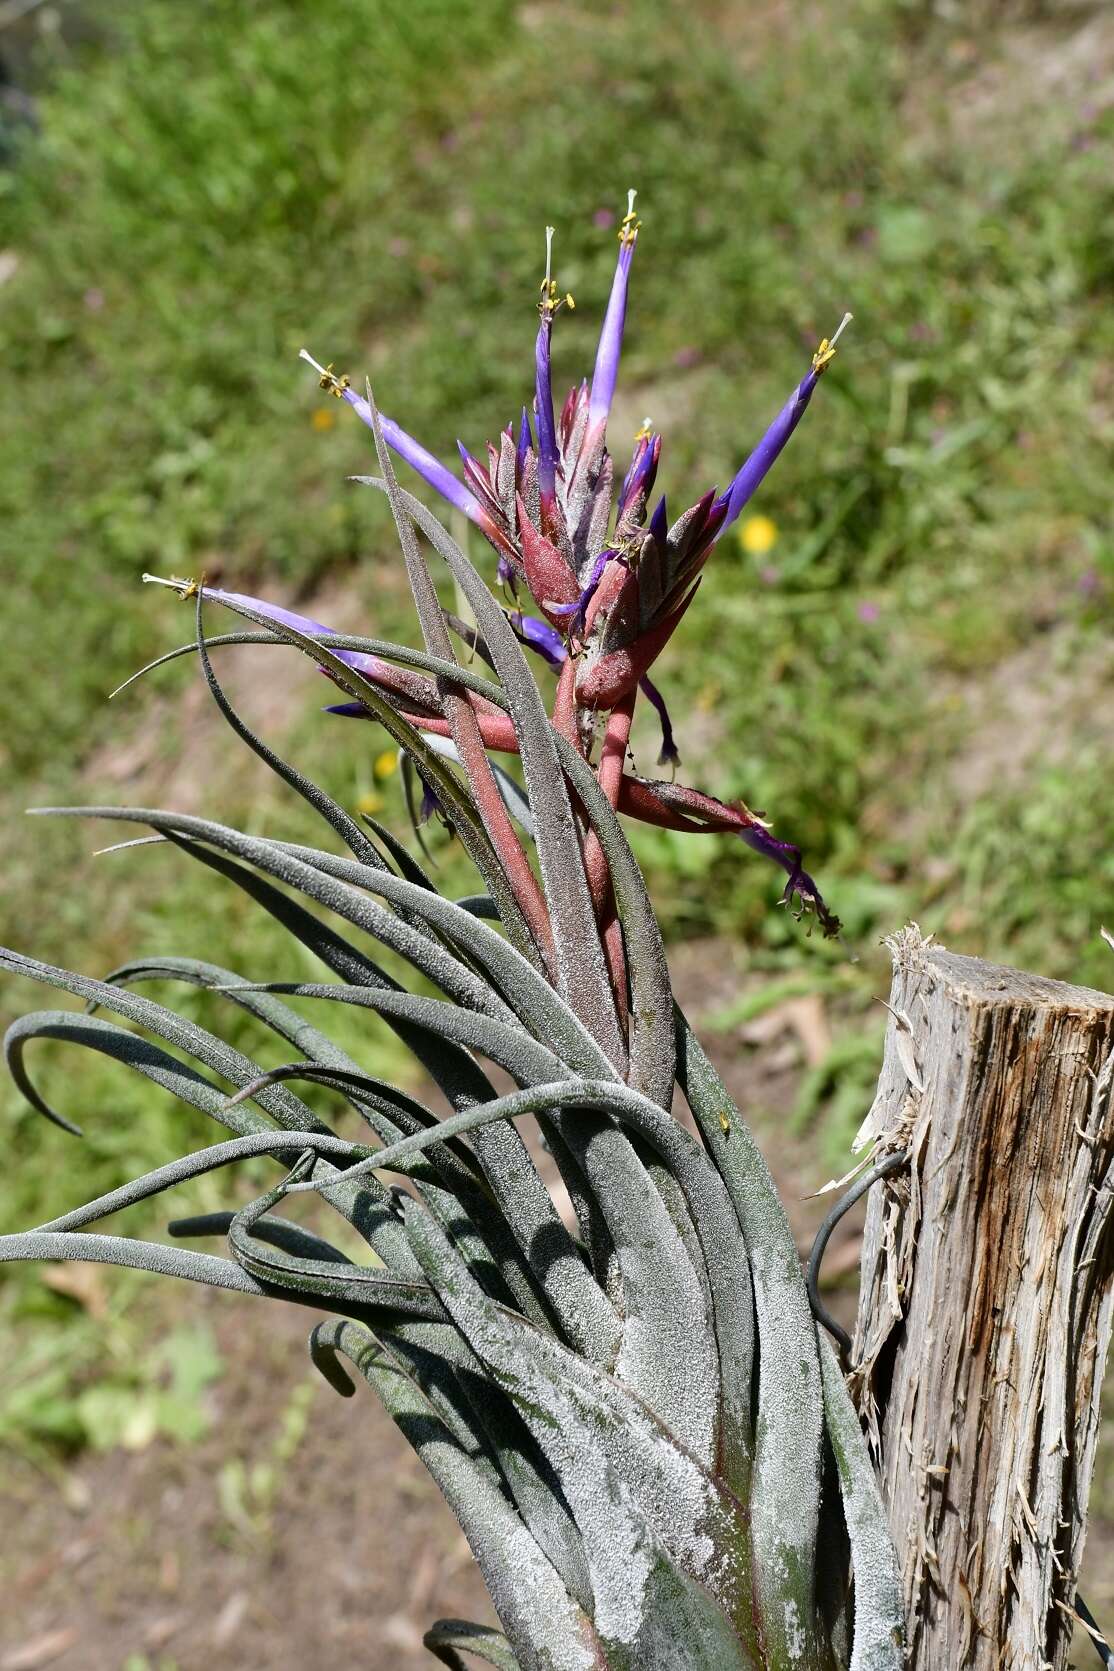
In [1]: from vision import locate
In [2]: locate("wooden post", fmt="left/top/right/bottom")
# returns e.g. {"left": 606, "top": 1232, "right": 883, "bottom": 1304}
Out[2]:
{"left": 851, "top": 926, "right": 1114, "bottom": 1670}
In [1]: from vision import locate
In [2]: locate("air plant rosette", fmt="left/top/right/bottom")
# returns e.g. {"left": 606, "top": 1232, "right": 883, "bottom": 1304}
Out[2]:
{"left": 0, "top": 199, "right": 903, "bottom": 1669}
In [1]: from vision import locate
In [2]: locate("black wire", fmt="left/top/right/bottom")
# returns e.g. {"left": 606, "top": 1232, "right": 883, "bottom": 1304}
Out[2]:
{"left": 1075, "top": 1592, "right": 1114, "bottom": 1667}
{"left": 806, "top": 1148, "right": 910, "bottom": 1358}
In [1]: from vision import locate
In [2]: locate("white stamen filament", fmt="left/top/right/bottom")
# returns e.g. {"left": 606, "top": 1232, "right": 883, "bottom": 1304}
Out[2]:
{"left": 627, "top": 188, "right": 637, "bottom": 219}
{"left": 298, "top": 347, "right": 330, "bottom": 378}
{"left": 544, "top": 225, "right": 555, "bottom": 289}
{"left": 829, "top": 311, "right": 853, "bottom": 347}
{"left": 141, "top": 573, "right": 188, "bottom": 592}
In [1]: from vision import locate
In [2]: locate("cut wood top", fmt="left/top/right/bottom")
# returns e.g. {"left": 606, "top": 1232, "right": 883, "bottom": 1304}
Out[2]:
{"left": 889, "top": 925, "right": 1114, "bottom": 1016}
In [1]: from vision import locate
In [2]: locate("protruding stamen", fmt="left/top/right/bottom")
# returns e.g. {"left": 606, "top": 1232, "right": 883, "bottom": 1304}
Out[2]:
{"left": 142, "top": 572, "right": 190, "bottom": 594}
{"left": 538, "top": 226, "right": 573, "bottom": 317}
{"left": 299, "top": 347, "right": 350, "bottom": 396}
{"left": 635, "top": 415, "right": 654, "bottom": 441}
{"left": 812, "top": 311, "right": 853, "bottom": 373}
{"left": 619, "top": 187, "right": 641, "bottom": 246}
{"left": 142, "top": 571, "right": 205, "bottom": 602}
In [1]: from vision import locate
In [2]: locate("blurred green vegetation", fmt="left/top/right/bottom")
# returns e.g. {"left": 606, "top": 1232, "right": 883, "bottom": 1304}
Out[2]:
{"left": 0, "top": 0, "right": 1111, "bottom": 1455}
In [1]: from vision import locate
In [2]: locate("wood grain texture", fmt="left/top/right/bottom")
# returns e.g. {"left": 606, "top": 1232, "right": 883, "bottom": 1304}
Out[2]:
{"left": 852, "top": 926, "right": 1114, "bottom": 1670}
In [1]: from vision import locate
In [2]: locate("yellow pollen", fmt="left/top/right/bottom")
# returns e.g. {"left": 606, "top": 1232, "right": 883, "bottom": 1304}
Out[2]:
{"left": 812, "top": 311, "right": 853, "bottom": 374}
{"left": 177, "top": 571, "right": 207, "bottom": 603}
{"left": 634, "top": 416, "right": 654, "bottom": 441}
{"left": 315, "top": 361, "right": 351, "bottom": 397}
{"left": 619, "top": 189, "right": 642, "bottom": 245}
{"left": 537, "top": 236, "right": 573, "bottom": 319}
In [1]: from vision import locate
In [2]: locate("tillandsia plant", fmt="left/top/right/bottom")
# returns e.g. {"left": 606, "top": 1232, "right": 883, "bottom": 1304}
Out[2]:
{"left": 0, "top": 201, "right": 904, "bottom": 1669}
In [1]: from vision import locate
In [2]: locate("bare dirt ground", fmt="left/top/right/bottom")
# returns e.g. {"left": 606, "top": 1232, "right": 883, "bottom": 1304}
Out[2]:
{"left": 0, "top": 946, "right": 1109, "bottom": 1670}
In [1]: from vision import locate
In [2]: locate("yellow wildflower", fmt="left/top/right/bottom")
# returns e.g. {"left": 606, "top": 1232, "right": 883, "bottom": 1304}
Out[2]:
{"left": 739, "top": 514, "right": 777, "bottom": 556}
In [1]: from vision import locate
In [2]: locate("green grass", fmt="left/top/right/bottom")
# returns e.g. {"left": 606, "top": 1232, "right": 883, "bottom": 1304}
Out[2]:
{"left": 0, "top": 0, "right": 1111, "bottom": 1450}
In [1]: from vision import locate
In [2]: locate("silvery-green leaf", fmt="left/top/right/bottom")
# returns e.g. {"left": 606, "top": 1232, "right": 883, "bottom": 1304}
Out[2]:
{"left": 310, "top": 1319, "right": 603, "bottom": 1671}
{"left": 423, "top": 1619, "right": 521, "bottom": 1671}
{"left": 674, "top": 1005, "right": 830, "bottom": 1669}
{"left": 818, "top": 1338, "right": 905, "bottom": 1671}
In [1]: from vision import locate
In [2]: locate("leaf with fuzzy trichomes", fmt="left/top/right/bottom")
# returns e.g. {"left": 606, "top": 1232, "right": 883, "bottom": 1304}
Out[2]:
{"left": 135, "top": 607, "right": 678, "bottom": 1288}
{"left": 223, "top": 1151, "right": 450, "bottom": 1318}
{"left": 403, "top": 1198, "right": 763, "bottom": 1669}
{"left": 40, "top": 811, "right": 618, "bottom": 1361}
{"left": 127, "top": 837, "right": 592, "bottom": 1339}
{"left": 0, "top": 948, "right": 441, "bottom": 1291}
{"left": 423, "top": 1618, "right": 522, "bottom": 1671}
{"left": 674, "top": 1007, "right": 893, "bottom": 1671}
{"left": 311, "top": 1318, "right": 605, "bottom": 1671}
{"left": 92, "top": 921, "right": 556, "bottom": 1322}
{"left": 817, "top": 1338, "right": 904, "bottom": 1671}
{"left": 220, "top": 974, "right": 718, "bottom": 1464}
{"left": 283, "top": 1072, "right": 756, "bottom": 1505}
{"left": 179, "top": 593, "right": 652, "bottom": 1351}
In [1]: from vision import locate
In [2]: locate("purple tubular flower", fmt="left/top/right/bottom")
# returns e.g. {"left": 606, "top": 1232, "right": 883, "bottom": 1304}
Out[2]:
{"left": 200, "top": 587, "right": 378, "bottom": 677}
{"left": 587, "top": 193, "right": 639, "bottom": 439}
{"left": 713, "top": 315, "right": 852, "bottom": 538}
{"left": 714, "top": 370, "right": 819, "bottom": 535}
{"left": 299, "top": 350, "right": 489, "bottom": 531}
{"left": 638, "top": 674, "right": 680, "bottom": 768}
{"left": 510, "top": 612, "right": 568, "bottom": 669}
{"left": 534, "top": 312, "right": 558, "bottom": 515}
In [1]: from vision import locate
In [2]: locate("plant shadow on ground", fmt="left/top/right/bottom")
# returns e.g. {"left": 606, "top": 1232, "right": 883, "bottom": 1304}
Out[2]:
{"left": 0, "top": 0, "right": 1111, "bottom": 1663}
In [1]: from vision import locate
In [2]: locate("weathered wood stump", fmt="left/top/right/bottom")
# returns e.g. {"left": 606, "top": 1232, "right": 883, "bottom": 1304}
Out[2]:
{"left": 851, "top": 926, "right": 1114, "bottom": 1670}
